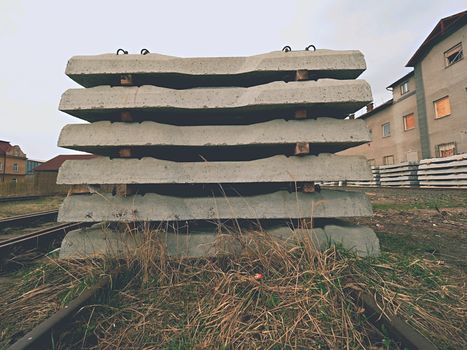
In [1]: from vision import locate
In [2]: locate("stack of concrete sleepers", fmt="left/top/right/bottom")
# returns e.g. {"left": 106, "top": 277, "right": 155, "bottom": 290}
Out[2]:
{"left": 418, "top": 154, "right": 467, "bottom": 188}
{"left": 379, "top": 162, "right": 419, "bottom": 187}
{"left": 56, "top": 49, "right": 380, "bottom": 257}
{"left": 347, "top": 166, "right": 380, "bottom": 187}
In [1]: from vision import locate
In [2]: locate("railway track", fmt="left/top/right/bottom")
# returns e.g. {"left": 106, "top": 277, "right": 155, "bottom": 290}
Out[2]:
{"left": 0, "top": 195, "right": 54, "bottom": 203}
{"left": 5, "top": 274, "right": 438, "bottom": 350}
{"left": 0, "top": 210, "right": 58, "bottom": 229}
{"left": 0, "top": 222, "right": 86, "bottom": 262}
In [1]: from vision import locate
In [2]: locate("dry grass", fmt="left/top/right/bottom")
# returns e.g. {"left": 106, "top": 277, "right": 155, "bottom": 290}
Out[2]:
{"left": 64, "top": 228, "right": 467, "bottom": 349}
{"left": 0, "top": 196, "right": 64, "bottom": 218}
{"left": 0, "top": 258, "right": 108, "bottom": 348}
{"left": 1, "top": 226, "right": 465, "bottom": 350}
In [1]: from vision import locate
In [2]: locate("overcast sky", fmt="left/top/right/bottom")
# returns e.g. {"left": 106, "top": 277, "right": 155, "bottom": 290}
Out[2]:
{"left": 1, "top": 0, "right": 465, "bottom": 160}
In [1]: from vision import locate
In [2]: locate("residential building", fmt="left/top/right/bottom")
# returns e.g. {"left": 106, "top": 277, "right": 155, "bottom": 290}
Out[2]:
{"left": 340, "top": 11, "right": 467, "bottom": 165}
{"left": 0, "top": 140, "right": 27, "bottom": 182}
{"left": 34, "top": 154, "right": 96, "bottom": 190}
{"left": 26, "top": 159, "right": 43, "bottom": 175}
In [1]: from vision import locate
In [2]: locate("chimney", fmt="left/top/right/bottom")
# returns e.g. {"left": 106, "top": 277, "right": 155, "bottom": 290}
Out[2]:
{"left": 366, "top": 102, "right": 374, "bottom": 112}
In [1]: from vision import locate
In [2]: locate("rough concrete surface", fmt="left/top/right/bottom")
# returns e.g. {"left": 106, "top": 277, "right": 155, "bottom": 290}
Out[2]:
{"left": 418, "top": 167, "right": 467, "bottom": 175}
{"left": 66, "top": 49, "right": 366, "bottom": 87}
{"left": 58, "top": 118, "right": 370, "bottom": 151}
{"left": 57, "top": 190, "right": 373, "bottom": 222}
{"left": 59, "top": 80, "right": 372, "bottom": 121}
{"left": 418, "top": 159, "right": 467, "bottom": 170}
{"left": 57, "top": 154, "right": 372, "bottom": 185}
{"left": 59, "top": 221, "right": 379, "bottom": 259}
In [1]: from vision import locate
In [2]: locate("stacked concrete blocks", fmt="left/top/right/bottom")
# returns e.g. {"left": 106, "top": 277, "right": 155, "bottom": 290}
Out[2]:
{"left": 418, "top": 154, "right": 467, "bottom": 188}
{"left": 378, "top": 162, "right": 419, "bottom": 187}
{"left": 57, "top": 49, "right": 380, "bottom": 257}
{"left": 347, "top": 166, "right": 381, "bottom": 187}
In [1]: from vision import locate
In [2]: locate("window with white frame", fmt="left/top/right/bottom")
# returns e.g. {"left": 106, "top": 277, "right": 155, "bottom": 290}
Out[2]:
{"left": 436, "top": 142, "right": 456, "bottom": 158}
{"left": 382, "top": 122, "right": 391, "bottom": 137}
{"left": 13, "top": 163, "right": 18, "bottom": 173}
{"left": 444, "top": 43, "right": 463, "bottom": 67}
{"left": 400, "top": 81, "right": 409, "bottom": 95}
{"left": 0, "top": 162, "right": 3, "bottom": 171}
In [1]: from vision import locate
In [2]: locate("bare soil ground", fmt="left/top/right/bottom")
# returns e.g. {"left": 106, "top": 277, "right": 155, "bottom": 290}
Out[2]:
{"left": 342, "top": 187, "right": 467, "bottom": 270}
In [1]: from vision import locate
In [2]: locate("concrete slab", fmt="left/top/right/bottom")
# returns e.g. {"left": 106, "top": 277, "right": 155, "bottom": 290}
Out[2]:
{"left": 57, "top": 189, "right": 373, "bottom": 222}
{"left": 418, "top": 159, "right": 467, "bottom": 170}
{"left": 66, "top": 50, "right": 366, "bottom": 88}
{"left": 378, "top": 162, "right": 419, "bottom": 170}
{"left": 378, "top": 166, "right": 419, "bottom": 174}
{"left": 417, "top": 174, "right": 467, "bottom": 180}
{"left": 380, "top": 175, "right": 418, "bottom": 182}
{"left": 381, "top": 181, "right": 419, "bottom": 186}
{"left": 418, "top": 168, "right": 467, "bottom": 175}
{"left": 58, "top": 118, "right": 371, "bottom": 154}
{"left": 419, "top": 154, "right": 466, "bottom": 164}
{"left": 59, "top": 221, "right": 379, "bottom": 259}
{"left": 419, "top": 181, "right": 467, "bottom": 187}
{"left": 57, "top": 154, "right": 372, "bottom": 185}
{"left": 59, "top": 80, "right": 372, "bottom": 122}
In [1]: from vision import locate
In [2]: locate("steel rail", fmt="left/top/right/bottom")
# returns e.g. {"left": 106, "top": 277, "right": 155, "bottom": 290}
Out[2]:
{"left": 0, "top": 195, "right": 54, "bottom": 203}
{"left": 347, "top": 287, "right": 439, "bottom": 350}
{"left": 0, "top": 222, "right": 86, "bottom": 258}
{"left": 0, "top": 210, "right": 58, "bottom": 229}
{"left": 6, "top": 275, "right": 111, "bottom": 350}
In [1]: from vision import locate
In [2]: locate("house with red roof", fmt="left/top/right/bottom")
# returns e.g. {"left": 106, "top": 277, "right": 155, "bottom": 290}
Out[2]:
{"left": 34, "top": 154, "right": 96, "bottom": 191}
{"left": 0, "top": 140, "right": 27, "bottom": 182}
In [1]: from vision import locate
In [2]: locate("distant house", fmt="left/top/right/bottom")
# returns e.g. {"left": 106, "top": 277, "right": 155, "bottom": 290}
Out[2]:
{"left": 26, "top": 159, "right": 43, "bottom": 175}
{"left": 34, "top": 154, "right": 96, "bottom": 190}
{"left": 0, "top": 140, "right": 27, "bottom": 182}
{"left": 340, "top": 10, "right": 467, "bottom": 166}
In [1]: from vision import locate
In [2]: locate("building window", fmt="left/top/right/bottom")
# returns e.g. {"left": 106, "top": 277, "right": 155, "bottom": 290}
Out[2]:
{"left": 13, "top": 163, "right": 18, "bottom": 173}
{"left": 403, "top": 113, "right": 416, "bottom": 131}
{"left": 444, "top": 43, "right": 463, "bottom": 67}
{"left": 435, "top": 142, "right": 456, "bottom": 158}
{"left": 434, "top": 96, "right": 451, "bottom": 119}
{"left": 400, "top": 81, "right": 409, "bottom": 95}
{"left": 12, "top": 178, "right": 17, "bottom": 183}
{"left": 0, "top": 162, "right": 3, "bottom": 171}
{"left": 382, "top": 122, "right": 391, "bottom": 137}
{"left": 383, "top": 155, "right": 394, "bottom": 165}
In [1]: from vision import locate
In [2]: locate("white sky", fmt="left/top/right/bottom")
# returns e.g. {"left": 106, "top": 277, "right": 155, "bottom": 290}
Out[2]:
{"left": 1, "top": 0, "right": 466, "bottom": 160}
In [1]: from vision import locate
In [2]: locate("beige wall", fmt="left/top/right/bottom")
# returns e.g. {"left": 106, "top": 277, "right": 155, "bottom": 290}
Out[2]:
{"left": 393, "top": 74, "right": 416, "bottom": 102}
{"left": 420, "top": 25, "right": 467, "bottom": 157}
{"left": 4, "top": 156, "right": 27, "bottom": 176}
{"left": 340, "top": 90, "right": 420, "bottom": 166}
{"left": 341, "top": 24, "right": 466, "bottom": 164}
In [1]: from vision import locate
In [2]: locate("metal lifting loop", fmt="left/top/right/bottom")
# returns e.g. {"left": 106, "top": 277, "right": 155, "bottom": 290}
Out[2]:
{"left": 305, "top": 44, "right": 316, "bottom": 51}
{"left": 116, "top": 48, "right": 129, "bottom": 55}
{"left": 141, "top": 48, "right": 150, "bottom": 55}
{"left": 282, "top": 45, "right": 292, "bottom": 52}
